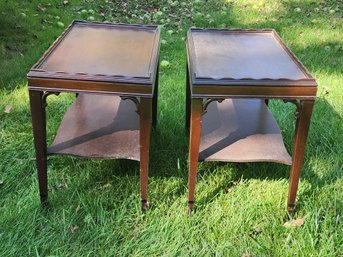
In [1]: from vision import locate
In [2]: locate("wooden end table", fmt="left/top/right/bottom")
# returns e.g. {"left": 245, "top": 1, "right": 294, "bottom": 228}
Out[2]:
{"left": 186, "top": 28, "right": 317, "bottom": 213}
{"left": 27, "top": 21, "right": 160, "bottom": 210}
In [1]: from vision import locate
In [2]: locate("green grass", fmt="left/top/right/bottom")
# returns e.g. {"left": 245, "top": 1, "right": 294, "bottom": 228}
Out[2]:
{"left": 0, "top": 0, "right": 342, "bottom": 256}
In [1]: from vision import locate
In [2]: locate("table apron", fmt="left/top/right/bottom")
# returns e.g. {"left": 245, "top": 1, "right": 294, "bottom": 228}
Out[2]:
{"left": 192, "top": 85, "right": 317, "bottom": 100}
{"left": 28, "top": 78, "right": 153, "bottom": 97}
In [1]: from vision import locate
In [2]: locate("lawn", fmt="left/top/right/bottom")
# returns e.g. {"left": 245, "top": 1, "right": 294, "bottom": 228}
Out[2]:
{"left": 0, "top": 0, "right": 342, "bottom": 256}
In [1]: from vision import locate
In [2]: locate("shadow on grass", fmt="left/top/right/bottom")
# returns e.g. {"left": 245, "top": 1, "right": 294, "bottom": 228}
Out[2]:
{"left": 290, "top": 41, "right": 343, "bottom": 75}
{"left": 195, "top": 98, "right": 343, "bottom": 212}
{"left": 0, "top": 1, "right": 37, "bottom": 89}
{"left": 231, "top": 0, "right": 342, "bottom": 75}
{"left": 0, "top": 2, "right": 32, "bottom": 55}
{"left": 2, "top": 0, "right": 341, "bottom": 214}
{"left": 12, "top": 90, "right": 341, "bottom": 214}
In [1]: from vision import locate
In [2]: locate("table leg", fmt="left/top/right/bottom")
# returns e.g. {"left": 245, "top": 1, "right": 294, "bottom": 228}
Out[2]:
{"left": 139, "top": 98, "right": 152, "bottom": 211}
{"left": 288, "top": 100, "right": 315, "bottom": 212}
{"left": 185, "top": 62, "right": 191, "bottom": 131}
{"left": 29, "top": 90, "right": 48, "bottom": 204}
{"left": 188, "top": 98, "right": 203, "bottom": 212}
{"left": 152, "top": 63, "right": 159, "bottom": 128}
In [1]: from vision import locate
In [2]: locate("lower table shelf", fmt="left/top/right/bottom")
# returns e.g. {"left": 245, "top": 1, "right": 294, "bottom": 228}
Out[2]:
{"left": 47, "top": 93, "right": 140, "bottom": 161}
{"left": 199, "top": 98, "right": 292, "bottom": 165}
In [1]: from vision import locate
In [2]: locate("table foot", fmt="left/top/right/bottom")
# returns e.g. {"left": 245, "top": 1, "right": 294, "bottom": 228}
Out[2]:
{"left": 287, "top": 203, "right": 296, "bottom": 213}
{"left": 188, "top": 200, "right": 195, "bottom": 215}
{"left": 141, "top": 199, "right": 149, "bottom": 212}
{"left": 40, "top": 194, "right": 48, "bottom": 202}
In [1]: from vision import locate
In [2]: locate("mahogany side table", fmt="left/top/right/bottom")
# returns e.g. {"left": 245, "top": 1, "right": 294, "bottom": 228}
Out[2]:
{"left": 186, "top": 28, "right": 317, "bottom": 212}
{"left": 27, "top": 21, "right": 160, "bottom": 210}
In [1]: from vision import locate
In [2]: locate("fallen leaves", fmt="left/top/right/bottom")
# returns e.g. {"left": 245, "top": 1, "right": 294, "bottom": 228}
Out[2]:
{"left": 294, "top": 7, "right": 301, "bottom": 13}
{"left": 83, "top": 214, "right": 93, "bottom": 224}
{"left": 284, "top": 217, "right": 304, "bottom": 228}
{"left": 322, "top": 86, "right": 330, "bottom": 95}
{"left": 249, "top": 227, "right": 262, "bottom": 237}
{"left": 4, "top": 105, "right": 12, "bottom": 113}
{"left": 101, "top": 183, "right": 112, "bottom": 190}
{"left": 56, "top": 21, "right": 65, "bottom": 28}
{"left": 70, "top": 225, "right": 79, "bottom": 233}
{"left": 37, "top": 4, "right": 46, "bottom": 12}
{"left": 160, "top": 60, "right": 170, "bottom": 68}
{"left": 75, "top": 204, "right": 82, "bottom": 213}
{"left": 57, "top": 183, "right": 68, "bottom": 189}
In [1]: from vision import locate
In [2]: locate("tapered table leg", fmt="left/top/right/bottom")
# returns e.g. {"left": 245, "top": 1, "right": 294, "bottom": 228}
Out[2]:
{"left": 288, "top": 100, "right": 315, "bottom": 212}
{"left": 185, "top": 63, "right": 191, "bottom": 132}
{"left": 188, "top": 98, "right": 203, "bottom": 212}
{"left": 29, "top": 90, "right": 48, "bottom": 204}
{"left": 152, "top": 63, "right": 159, "bottom": 128}
{"left": 139, "top": 98, "right": 152, "bottom": 211}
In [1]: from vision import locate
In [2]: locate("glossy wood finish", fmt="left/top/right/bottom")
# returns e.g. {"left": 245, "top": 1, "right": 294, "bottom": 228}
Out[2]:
{"left": 288, "top": 100, "right": 314, "bottom": 212}
{"left": 28, "top": 21, "right": 160, "bottom": 92}
{"left": 152, "top": 62, "right": 159, "bottom": 127}
{"left": 192, "top": 85, "right": 316, "bottom": 100}
{"left": 188, "top": 29, "right": 316, "bottom": 87}
{"left": 187, "top": 98, "right": 203, "bottom": 211}
{"left": 28, "top": 21, "right": 160, "bottom": 210}
{"left": 139, "top": 98, "right": 152, "bottom": 211}
{"left": 190, "top": 30, "right": 309, "bottom": 81}
{"left": 37, "top": 24, "right": 156, "bottom": 78}
{"left": 186, "top": 28, "right": 317, "bottom": 212}
{"left": 29, "top": 91, "right": 48, "bottom": 204}
{"left": 186, "top": 62, "right": 191, "bottom": 131}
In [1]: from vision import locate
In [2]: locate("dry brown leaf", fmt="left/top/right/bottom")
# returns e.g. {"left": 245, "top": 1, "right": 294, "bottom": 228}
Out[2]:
{"left": 4, "top": 105, "right": 12, "bottom": 113}
{"left": 284, "top": 217, "right": 304, "bottom": 228}
{"left": 133, "top": 225, "right": 140, "bottom": 234}
{"left": 70, "top": 225, "right": 79, "bottom": 233}
{"left": 75, "top": 204, "right": 81, "bottom": 213}
{"left": 323, "top": 86, "right": 330, "bottom": 95}
{"left": 57, "top": 183, "right": 68, "bottom": 189}
{"left": 37, "top": 4, "right": 46, "bottom": 12}
{"left": 249, "top": 227, "right": 262, "bottom": 237}
{"left": 101, "top": 183, "right": 112, "bottom": 190}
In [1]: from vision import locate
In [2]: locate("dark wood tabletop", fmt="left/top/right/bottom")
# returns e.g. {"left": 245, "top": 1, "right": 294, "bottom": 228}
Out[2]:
{"left": 187, "top": 28, "right": 317, "bottom": 99}
{"left": 28, "top": 20, "right": 160, "bottom": 96}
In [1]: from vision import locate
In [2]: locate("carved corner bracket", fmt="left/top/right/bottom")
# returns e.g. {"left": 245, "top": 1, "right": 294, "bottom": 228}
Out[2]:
{"left": 121, "top": 96, "right": 140, "bottom": 113}
{"left": 42, "top": 91, "right": 60, "bottom": 108}
{"left": 283, "top": 99, "right": 302, "bottom": 119}
{"left": 203, "top": 98, "right": 225, "bottom": 115}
